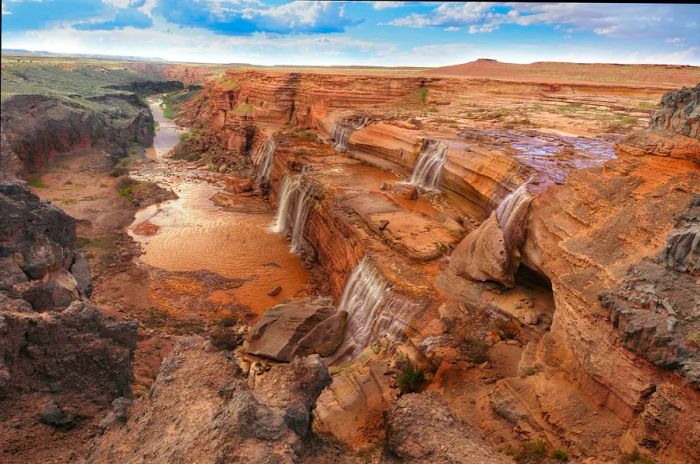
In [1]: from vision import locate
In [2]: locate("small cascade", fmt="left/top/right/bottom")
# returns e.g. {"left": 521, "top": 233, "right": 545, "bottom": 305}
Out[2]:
{"left": 331, "top": 122, "right": 351, "bottom": 152}
{"left": 272, "top": 175, "right": 315, "bottom": 254}
{"left": 409, "top": 139, "right": 448, "bottom": 190}
{"left": 331, "top": 257, "right": 421, "bottom": 361}
{"left": 254, "top": 138, "right": 276, "bottom": 187}
{"left": 495, "top": 182, "right": 532, "bottom": 248}
{"left": 330, "top": 116, "right": 372, "bottom": 152}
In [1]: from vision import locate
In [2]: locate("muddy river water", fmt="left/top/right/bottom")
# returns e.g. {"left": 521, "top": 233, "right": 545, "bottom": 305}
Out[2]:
{"left": 128, "top": 99, "right": 309, "bottom": 315}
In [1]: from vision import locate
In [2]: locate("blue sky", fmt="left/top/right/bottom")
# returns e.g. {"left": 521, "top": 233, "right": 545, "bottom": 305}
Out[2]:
{"left": 2, "top": 1, "right": 699, "bottom": 66}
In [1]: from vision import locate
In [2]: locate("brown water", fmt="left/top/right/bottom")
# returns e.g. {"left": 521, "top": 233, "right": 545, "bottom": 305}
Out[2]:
{"left": 146, "top": 99, "right": 183, "bottom": 159}
{"left": 129, "top": 99, "right": 309, "bottom": 315}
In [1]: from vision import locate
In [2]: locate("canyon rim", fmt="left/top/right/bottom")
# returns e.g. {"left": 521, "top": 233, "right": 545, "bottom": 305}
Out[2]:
{"left": 1, "top": 2, "right": 700, "bottom": 463}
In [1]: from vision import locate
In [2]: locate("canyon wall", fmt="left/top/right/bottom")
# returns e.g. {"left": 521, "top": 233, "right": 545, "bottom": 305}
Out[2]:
{"left": 174, "top": 70, "right": 699, "bottom": 461}
{"left": 1, "top": 64, "right": 183, "bottom": 177}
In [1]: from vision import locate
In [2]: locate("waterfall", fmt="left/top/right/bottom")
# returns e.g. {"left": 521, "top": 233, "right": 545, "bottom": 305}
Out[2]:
{"left": 331, "top": 122, "right": 351, "bottom": 152}
{"left": 495, "top": 182, "right": 532, "bottom": 249}
{"left": 330, "top": 257, "right": 422, "bottom": 362}
{"left": 272, "top": 175, "right": 315, "bottom": 254}
{"left": 409, "top": 140, "right": 448, "bottom": 190}
{"left": 254, "top": 138, "right": 276, "bottom": 187}
{"left": 331, "top": 117, "right": 373, "bottom": 152}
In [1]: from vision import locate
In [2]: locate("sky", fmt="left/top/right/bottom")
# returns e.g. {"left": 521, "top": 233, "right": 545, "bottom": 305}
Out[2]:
{"left": 2, "top": 1, "right": 699, "bottom": 67}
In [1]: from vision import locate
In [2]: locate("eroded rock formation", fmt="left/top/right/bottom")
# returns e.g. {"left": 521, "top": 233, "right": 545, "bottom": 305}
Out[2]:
{"left": 89, "top": 336, "right": 331, "bottom": 463}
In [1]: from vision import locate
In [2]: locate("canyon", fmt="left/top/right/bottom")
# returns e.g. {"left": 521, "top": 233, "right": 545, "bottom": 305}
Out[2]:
{"left": 1, "top": 56, "right": 698, "bottom": 463}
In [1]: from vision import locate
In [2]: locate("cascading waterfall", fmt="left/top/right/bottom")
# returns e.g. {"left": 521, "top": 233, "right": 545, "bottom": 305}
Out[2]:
{"left": 495, "top": 182, "right": 532, "bottom": 248}
{"left": 330, "top": 117, "right": 372, "bottom": 152}
{"left": 254, "top": 138, "right": 276, "bottom": 187}
{"left": 331, "top": 122, "right": 351, "bottom": 152}
{"left": 330, "top": 257, "right": 421, "bottom": 362}
{"left": 272, "top": 175, "right": 315, "bottom": 253}
{"left": 409, "top": 140, "right": 448, "bottom": 190}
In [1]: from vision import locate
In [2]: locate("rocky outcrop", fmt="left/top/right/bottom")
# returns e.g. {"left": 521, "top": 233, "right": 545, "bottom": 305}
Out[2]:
{"left": 247, "top": 300, "right": 347, "bottom": 362}
{"left": 0, "top": 299, "right": 137, "bottom": 401}
{"left": 617, "top": 84, "right": 700, "bottom": 160}
{"left": 1, "top": 93, "right": 154, "bottom": 175}
{"left": 600, "top": 196, "right": 700, "bottom": 388}
{"left": 649, "top": 84, "right": 699, "bottom": 138}
{"left": 0, "top": 181, "right": 93, "bottom": 308}
{"left": 385, "top": 392, "right": 512, "bottom": 463}
{"left": 450, "top": 184, "right": 533, "bottom": 287}
{"left": 89, "top": 336, "right": 331, "bottom": 463}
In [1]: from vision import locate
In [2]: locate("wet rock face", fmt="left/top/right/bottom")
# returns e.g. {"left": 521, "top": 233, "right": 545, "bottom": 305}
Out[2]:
{"left": 385, "top": 392, "right": 511, "bottom": 463}
{"left": 600, "top": 196, "right": 700, "bottom": 389}
{"left": 89, "top": 337, "right": 331, "bottom": 463}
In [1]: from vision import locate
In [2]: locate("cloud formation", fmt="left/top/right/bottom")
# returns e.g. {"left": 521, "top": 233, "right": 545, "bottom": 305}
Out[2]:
{"left": 2, "top": 1, "right": 699, "bottom": 66}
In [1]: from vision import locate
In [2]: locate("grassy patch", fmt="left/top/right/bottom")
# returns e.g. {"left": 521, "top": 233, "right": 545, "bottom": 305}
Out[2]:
{"left": 397, "top": 365, "right": 425, "bottom": 394}
{"left": 291, "top": 129, "right": 319, "bottom": 140}
{"left": 508, "top": 440, "right": 547, "bottom": 464}
{"left": 213, "top": 75, "right": 240, "bottom": 92}
{"left": 417, "top": 87, "right": 429, "bottom": 105}
{"left": 555, "top": 103, "right": 585, "bottom": 114}
{"left": 117, "top": 181, "right": 136, "bottom": 198}
{"left": 551, "top": 449, "right": 569, "bottom": 461}
{"left": 621, "top": 449, "right": 655, "bottom": 464}
{"left": 233, "top": 103, "right": 253, "bottom": 116}
{"left": 76, "top": 236, "right": 117, "bottom": 252}
{"left": 160, "top": 88, "right": 200, "bottom": 120}
{"left": 638, "top": 102, "right": 660, "bottom": 110}
{"left": 28, "top": 174, "right": 47, "bottom": 188}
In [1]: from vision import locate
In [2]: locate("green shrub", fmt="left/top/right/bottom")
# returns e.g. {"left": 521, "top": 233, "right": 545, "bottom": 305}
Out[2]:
{"left": 551, "top": 448, "right": 569, "bottom": 461}
{"left": 109, "top": 165, "right": 129, "bottom": 177}
{"left": 417, "top": 87, "right": 429, "bottom": 105}
{"left": 397, "top": 365, "right": 425, "bottom": 394}
{"left": 117, "top": 181, "right": 135, "bottom": 198}
{"left": 28, "top": 174, "right": 47, "bottom": 188}
{"left": 514, "top": 440, "right": 547, "bottom": 463}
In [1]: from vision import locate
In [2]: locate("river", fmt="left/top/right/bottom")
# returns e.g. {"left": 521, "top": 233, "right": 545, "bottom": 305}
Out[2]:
{"left": 127, "top": 98, "right": 309, "bottom": 316}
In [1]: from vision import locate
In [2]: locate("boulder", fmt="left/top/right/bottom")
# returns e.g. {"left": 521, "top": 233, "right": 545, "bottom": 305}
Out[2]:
{"left": 246, "top": 300, "right": 343, "bottom": 361}
{"left": 0, "top": 181, "right": 75, "bottom": 280}
{"left": 39, "top": 401, "right": 77, "bottom": 430}
{"left": 70, "top": 251, "right": 93, "bottom": 297}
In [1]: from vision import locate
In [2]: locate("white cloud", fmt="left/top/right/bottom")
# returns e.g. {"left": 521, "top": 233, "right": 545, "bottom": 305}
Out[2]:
{"left": 665, "top": 37, "right": 686, "bottom": 47}
{"left": 388, "top": 2, "right": 700, "bottom": 41}
{"left": 3, "top": 22, "right": 394, "bottom": 65}
{"left": 390, "top": 2, "right": 493, "bottom": 28}
{"left": 102, "top": 0, "right": 140, "bottom": 8}
{"left": 372, "top": 1, "right": 404, "bottom": 10}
